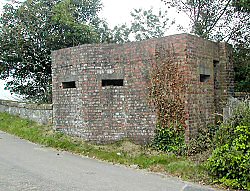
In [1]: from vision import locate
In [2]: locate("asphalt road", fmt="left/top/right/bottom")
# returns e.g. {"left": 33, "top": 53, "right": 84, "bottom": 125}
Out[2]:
{"left": 0, "top": 131, "right": 218, "bottom": 191}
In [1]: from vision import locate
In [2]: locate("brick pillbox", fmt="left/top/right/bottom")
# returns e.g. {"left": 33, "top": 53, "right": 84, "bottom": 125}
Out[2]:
{"left": 52, "top": 33, "right": 234, "bottom": 144}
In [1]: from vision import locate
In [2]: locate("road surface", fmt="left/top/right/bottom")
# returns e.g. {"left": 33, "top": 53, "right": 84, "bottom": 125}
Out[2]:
{"left": 0, "top": 131, "right": 218, "bottom": 191}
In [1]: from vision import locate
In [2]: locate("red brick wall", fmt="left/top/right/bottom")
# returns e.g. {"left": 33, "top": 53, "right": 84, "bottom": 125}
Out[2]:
{"left": 52, "top": 33, "right": 233, "bottom": 143}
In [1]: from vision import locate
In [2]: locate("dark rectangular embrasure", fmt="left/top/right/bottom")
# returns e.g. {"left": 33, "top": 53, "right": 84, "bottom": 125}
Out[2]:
{"left": 102, "top": 79, "right": 124, "bottom": 87}
{"left": 62, "top": 81, "right": 76, "bottom": 89}
{"left": 200, "top": 74, "right": 210, "bottom": 82}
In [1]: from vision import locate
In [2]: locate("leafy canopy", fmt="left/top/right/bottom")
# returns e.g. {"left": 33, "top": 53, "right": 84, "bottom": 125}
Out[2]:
{"left": 0, "top": 0, "right": 104, "bottom": 103}
{"left": 111, "top": 8, "right": 173, "bottom": 43}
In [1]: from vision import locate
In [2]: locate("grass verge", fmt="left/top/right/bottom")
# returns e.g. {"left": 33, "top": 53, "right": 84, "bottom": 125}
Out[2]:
{"left": 0, "top": 112, "right": 209, "bottom": 184}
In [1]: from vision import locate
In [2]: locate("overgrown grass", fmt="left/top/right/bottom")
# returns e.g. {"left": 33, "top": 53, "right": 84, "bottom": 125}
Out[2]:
{"left": 0, "top": 112, "right": 209, "bottom": 184}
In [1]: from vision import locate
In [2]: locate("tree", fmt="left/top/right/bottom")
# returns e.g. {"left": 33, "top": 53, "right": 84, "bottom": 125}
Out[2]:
{"left": 162, "top": 0, "right": 250, "bottom": 92}
{"left": 233, "top": 0, "right": 250, "bottom": 12}
{"left": 111, "top": 8, "right": 173, "bottom": 43}
{"left": 130, "top": 8, "right": 173, "bottom": 41}
{"left": 161, "top": 0, "right": 246, "bottom": 41}
{"left": 0, "top": 0, "right": 104, "bottom": 103}
{"left": 233, "top": 41, "right": 250, "bottom": 92}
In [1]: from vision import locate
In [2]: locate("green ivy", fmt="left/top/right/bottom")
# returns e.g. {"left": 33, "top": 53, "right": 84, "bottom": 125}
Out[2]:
{"left": 206, "top": 125, "right": 250, "bottom": 190}
{"left": 186, "top": 125, "right": 218, "bottom": 156}
{"left": 151, "top": 124, "right": 186, "bottom": 154}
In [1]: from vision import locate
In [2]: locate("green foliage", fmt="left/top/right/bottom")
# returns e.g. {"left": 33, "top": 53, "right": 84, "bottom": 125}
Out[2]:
{"left": 213, "top": 99, "right": 250, "bottom": 147}
{"left": 207, "top": 125, "right": 250, "bottom": 190}
{"left": 206, "top": 100, "right": 250, "bottom": 190}
{"left": 163, "top": 0, "right": 232, "bottom": 40}
{"left": 187, "top": 125, "right": 218, "bottom": 156}
{"left": 130, "top": 8, "right": 172, "bottom": 41}
{"left": 234, "top": 46, "right": 250, "bottom": 92}
{"left": 110, "top": 24, "right": 131, "bottom": 44}
{"left": 152, "top": 124, "right": 186, "bottom": 154}
{"left": 0, "top": 0, "right": 104, "bottom": 103}
{"left": 111, "top": 7, "right": 173, "bottom": 43}
{"left": 232, "top": 0, "right": 250, "bottom": 12}
{"left": 163, "top": 0, "right": 249, "bottom": 42}
{"left": 227, "top": 99, "right": 250, "bottom": 127}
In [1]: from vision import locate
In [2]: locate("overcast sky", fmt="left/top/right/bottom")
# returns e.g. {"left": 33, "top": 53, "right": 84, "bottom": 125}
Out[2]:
{"left": 0, "top": 0, "right": 188, "bottom": 100}
{"left": 100, "top": 0, "right": 163, "bottom": 27}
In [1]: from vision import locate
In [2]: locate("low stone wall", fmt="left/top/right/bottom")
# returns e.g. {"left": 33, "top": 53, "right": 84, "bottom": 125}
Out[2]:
{"left": 0, "top": 99, "right": 52, "bottom": 124}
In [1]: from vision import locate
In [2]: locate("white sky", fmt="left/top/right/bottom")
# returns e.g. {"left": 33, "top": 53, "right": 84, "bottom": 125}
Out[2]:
{"left": 0, "top": 0, "right": 189, "bottom": 101}
{"left": 100, "top": 0, "right": 163, "bottom": 28}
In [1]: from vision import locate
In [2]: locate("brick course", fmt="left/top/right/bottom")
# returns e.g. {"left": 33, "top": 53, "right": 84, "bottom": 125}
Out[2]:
{"left": 52, "top": 33, "right": 234, "bottom": 143}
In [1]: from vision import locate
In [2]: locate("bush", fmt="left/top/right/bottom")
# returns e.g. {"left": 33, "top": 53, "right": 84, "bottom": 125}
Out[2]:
{"left": 206, "top": 100, "right": 250, "bottom": 190}
{"left": 187, "top": 125, "right": 218, "bottom": 156}
{"left": 151, "top": 124, "right": 186, "bottom": 154}
{"left": 227, "top": 98, "right": 250, "bottom": 127}
{"left": 207, "top": 125, "right": 250, "bottom": 190}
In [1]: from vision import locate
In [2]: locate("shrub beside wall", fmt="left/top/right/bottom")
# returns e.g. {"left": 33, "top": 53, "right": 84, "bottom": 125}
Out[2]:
{"left": 0, "top": 99, "right": 52, "bottom": 124}
{"left": 207, "top": 99, "right": 250, "bottom": 190}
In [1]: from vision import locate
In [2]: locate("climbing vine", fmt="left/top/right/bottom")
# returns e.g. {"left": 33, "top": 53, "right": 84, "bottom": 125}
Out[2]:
{"left": 148, "top": 44, "right": 187, "bottom": 152}
{"left": 148, "top": 44, "right": 186, "bottom": 128}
